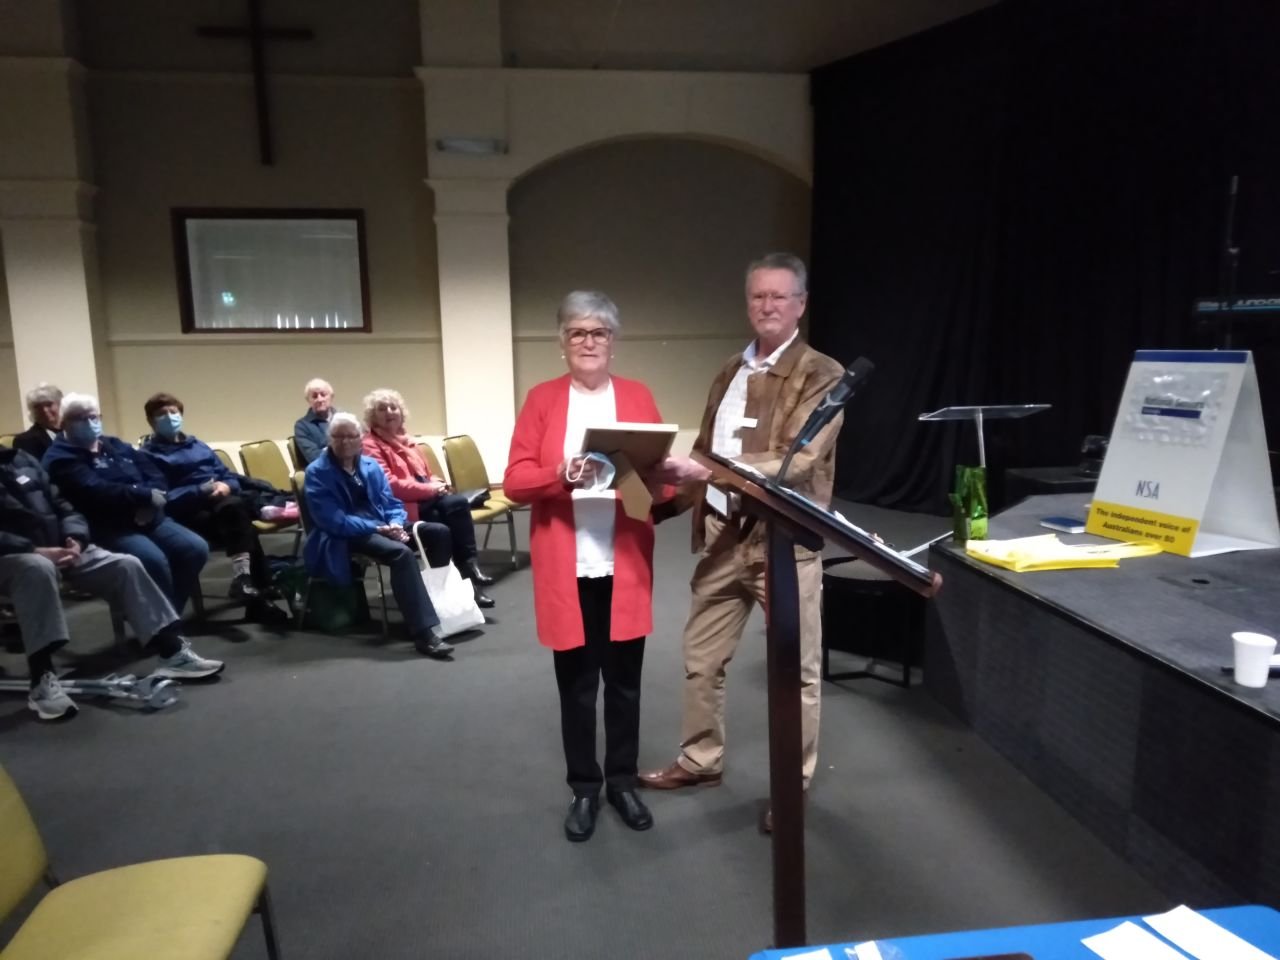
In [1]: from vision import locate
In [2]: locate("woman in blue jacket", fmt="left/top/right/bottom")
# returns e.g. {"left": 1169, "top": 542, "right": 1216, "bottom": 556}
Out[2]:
{"left": 138, "top": 392, "right": 285, "bottom": 623}
{"left": 302, "top": 412, "right": 453, "bottom": 659}
{"left": 42, "top": 393, "right": 209, "bottom": 617}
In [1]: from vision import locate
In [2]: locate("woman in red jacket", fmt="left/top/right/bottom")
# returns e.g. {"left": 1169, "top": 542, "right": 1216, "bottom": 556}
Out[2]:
{"left": 505, "top": 290, "right": 670, "bottom": 843}
{"left": 361, "top": 389, "right": 494, "bottom": 608}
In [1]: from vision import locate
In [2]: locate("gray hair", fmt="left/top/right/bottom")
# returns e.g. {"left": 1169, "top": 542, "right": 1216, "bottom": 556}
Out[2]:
{"left": 327, "top": 411, "right": 363, "bottom": 436}
{"left": 303, "top": 377, "right": 333, "bottom": 398}
{"left": 556, "top": 290, "right": 621, "bottom": 338}
{"left": 745, "top": 252, "right": 808, "bottom": 294}
{"left": 361, "top": 388, "right": 409, "bottom": 429}
{"left": 25, "top": 383, "right": 63, "bottom": 416}
{"left": 60, "top": 392, "right": 100, "bottom": 421}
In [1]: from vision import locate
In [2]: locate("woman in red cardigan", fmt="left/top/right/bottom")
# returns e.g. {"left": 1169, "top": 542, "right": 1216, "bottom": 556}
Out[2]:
{"left": 505, "top": 291, "right": 671, "bottom": 843}
{"left": 361, "top": 388, "right": 494, "bottom": 608}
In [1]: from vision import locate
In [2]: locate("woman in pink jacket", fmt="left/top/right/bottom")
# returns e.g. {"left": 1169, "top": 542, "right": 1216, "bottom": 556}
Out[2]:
{"left": 505, "top": 291, "right": 670, "bottom": 843}
{"left": 361, "top": 389, "right": 494, "bottom": 608}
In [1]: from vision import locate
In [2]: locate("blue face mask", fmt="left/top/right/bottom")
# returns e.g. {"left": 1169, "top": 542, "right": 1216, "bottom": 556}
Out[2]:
{"left": 153, "top": 412, "right": 183, "bottom": 439}
{"left": 65, "top": 417, "right": 103, "bottom": 447}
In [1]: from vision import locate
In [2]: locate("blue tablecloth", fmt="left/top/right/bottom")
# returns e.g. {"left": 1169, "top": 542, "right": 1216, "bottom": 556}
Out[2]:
{"left": 750, "top": 905, "right": 1280, "bottom": 960}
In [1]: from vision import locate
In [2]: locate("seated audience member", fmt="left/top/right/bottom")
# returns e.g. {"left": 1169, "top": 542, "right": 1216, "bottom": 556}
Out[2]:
{"left": 1, "top": 445, "right": 224, "bottom": 721}
{"left": 294, "top": 378, "right": 336, "bottom": 466}
{"left": 43, "top": 393, "right": 209, "bottom": 617}
{"left": 303, "top": 413, "right": 454, "bottom": 659}
{"left": 13, "top": 383, "right": 63, "bottom": 460}
{"left": 138, "top": 392, "right": 288, "bottom": 623}
{"left": 361, "top": 388, "right": 494, "bottom": 608}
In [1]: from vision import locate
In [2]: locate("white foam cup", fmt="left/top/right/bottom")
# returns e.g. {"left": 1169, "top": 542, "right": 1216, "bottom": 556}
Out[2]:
{"left": 1232, "top": 632, "right": 1277, "bottom": 688}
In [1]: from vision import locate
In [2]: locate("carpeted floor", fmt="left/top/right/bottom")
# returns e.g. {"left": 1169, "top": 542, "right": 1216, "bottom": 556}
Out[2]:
{"left": 0, "top": 509, "right": 1169, "bottom": 959}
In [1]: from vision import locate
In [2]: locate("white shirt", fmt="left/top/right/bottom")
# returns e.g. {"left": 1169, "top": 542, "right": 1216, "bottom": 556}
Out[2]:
{"left": 564, "top": 380, "right": 617, "bottom": 577}
{"left": 705, "top": 329, "right": 798, "bottom": 514}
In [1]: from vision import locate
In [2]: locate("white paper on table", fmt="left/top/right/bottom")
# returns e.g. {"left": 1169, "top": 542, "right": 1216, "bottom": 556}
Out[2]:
{"left": 1144, "top": 906, "right": 1279, "bottom": 960}
{"left": 1082, "top": 920, "right": 1190, "bottom": 960}
{"left": 778, "top": 948, "right": 833, "bottom": 960}
{"left": 705, "top": 484, "right": 729, "bottom": 516}
{"left": 850, "top": 941, "right": 886, "bottom": 960}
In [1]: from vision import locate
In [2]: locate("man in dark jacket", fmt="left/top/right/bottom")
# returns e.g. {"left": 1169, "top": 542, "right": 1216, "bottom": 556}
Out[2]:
{"left": 12, "top": 383, "right": 63, "bottom": 461}
{"left": 293, "top": 377, "right": 336, "bottom": 466}
{"left": 0, "top": 447, "right": 225, "bottom": 721}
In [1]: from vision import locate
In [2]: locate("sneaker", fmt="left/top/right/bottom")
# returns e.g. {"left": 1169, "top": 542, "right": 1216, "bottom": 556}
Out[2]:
{"left": 154, "top": 641, "right": 225, "bottom": 680}
{"left": 228, "top": 573, "right": 260, "bottom": 601}
{"left": 28, "top": 672, "right": 79, "bottom": 721}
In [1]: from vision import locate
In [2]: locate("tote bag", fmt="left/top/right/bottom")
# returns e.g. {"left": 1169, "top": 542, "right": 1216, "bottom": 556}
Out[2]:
{"left": 420, "top": 562, "right": 486, "bottom": 638}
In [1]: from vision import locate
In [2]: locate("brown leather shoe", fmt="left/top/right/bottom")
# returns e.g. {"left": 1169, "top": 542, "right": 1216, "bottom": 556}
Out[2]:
{"left": 638, "top": 760, "right": 722, "bottom": 790}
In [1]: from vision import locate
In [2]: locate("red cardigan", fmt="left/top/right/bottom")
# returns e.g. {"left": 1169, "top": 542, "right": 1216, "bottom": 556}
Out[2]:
{"left": 504, "top": 374, "right": 668, "bottom": 651}
{"left": 361, "top": 430, "right": 437, "bottom": 524}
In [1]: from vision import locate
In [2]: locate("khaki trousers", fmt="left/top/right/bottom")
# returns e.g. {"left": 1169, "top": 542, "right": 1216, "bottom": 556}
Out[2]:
{"left": 677, "top": 513, "right": 824, "bottom": 785}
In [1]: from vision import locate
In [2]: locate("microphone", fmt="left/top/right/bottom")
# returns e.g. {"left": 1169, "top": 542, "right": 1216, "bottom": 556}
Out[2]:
{"left": 776, "top": 356, "right": 874, "bottom": 486}
{"left": 795, "top": 356, "right": 875, "bottom": 449}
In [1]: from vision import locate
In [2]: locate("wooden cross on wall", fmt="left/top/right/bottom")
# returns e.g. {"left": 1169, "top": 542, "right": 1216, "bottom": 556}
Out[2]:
{"left": 197, "top": 0, "right": 314, "bottom": 166}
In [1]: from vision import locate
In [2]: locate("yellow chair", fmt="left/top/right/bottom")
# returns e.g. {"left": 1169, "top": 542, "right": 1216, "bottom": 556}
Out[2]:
{"left": 0, "top": 762, "right": 282, "bottom": 959}
{"left": 291, "top": 470, "right": 389, "bottom": 636}
{"left": 213, "top": 448, "right": 237, "bottom": 473}
{"left": 286, "top": 437, "right": 304, "bottom": 472}
{"left": 441, "top": 434, "right": 519, "bottom": 567}
{"left": 0, "top": 435, "right": 14, "bottom": 449}
{"left": 417, "top": 442, "right": 446, "bottom": 481}
{"left": 239, "top": 441, "right": 302, "bottom": 557}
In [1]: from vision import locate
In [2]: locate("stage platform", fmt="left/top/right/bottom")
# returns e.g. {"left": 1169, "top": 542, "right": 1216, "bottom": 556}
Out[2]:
{"left": 925, "top": 494, "right": 1280, "bottom": 905}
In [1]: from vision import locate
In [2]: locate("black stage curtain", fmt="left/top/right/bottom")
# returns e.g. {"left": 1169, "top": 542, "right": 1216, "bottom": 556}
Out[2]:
{"left": 809, "top": 0, "right": 1280, "bottom": 513}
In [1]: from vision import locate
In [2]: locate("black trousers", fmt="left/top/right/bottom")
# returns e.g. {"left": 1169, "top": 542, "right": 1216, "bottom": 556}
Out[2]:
{"left": 174, "top": 495, "right": 266, "bottom": 585}
{"left": 551, "top": 576, "right": 646, "bottom": 797}
{"left": 412, "top": 493, "right": 479, "bottom": 571}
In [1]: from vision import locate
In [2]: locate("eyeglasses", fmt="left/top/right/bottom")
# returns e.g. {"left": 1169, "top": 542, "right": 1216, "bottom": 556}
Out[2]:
{"left": 749, "top": 292, "right": 803, "bottom": 307}
{"left": 64, "top": 413, "right": 101, "bottom": 423}
{"left": 564, "top": 327, "right": 613, "bottom": 345}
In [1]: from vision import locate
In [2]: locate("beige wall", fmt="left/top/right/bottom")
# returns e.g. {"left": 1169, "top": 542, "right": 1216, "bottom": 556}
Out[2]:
{"left": 0, "top": 243, "right": 16, "bottom": 428}
{"left": 89, "top": 72, "right": 443, "bottom": 441}
{"left": 509, "top": 138, "right": 811, "bottom": 428}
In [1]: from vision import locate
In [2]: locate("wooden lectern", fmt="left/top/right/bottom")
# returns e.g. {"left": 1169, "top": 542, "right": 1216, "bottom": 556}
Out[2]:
{"left": 693, "top": 451, "right": 943, "bottom": 948}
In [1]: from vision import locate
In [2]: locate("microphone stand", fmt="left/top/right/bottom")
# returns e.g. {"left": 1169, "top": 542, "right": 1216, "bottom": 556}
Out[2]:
{"left": 776, "top": 439, "right": 803, "bottom": 488}
{"left": 1218, "top": 174, "right": 1241, "bottom": 349}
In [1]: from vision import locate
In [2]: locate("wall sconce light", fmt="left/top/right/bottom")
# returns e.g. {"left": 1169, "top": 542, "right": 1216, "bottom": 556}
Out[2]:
{"left": 434, "top": 137, "right": 508, "bottom": 155}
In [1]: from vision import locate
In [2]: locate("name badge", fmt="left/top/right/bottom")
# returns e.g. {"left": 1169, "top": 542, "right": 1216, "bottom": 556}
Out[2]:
{"left": 739, "top": 417, "right": 758, "bottom": 429}
{"left": 16, "top": 475, "right": 31, "bottom": 485}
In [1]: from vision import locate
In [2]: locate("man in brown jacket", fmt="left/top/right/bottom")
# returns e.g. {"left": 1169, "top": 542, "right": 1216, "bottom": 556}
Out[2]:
{"left": 640, "top": 253, "right": 845, "bottom": 826}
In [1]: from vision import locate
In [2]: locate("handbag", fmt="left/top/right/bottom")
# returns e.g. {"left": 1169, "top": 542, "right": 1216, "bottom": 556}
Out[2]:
{"left": 456, "top": 487, "right": 490, "bottom": 509}
{"left": 420, "top": 562, "right": 485, "bottom": 638}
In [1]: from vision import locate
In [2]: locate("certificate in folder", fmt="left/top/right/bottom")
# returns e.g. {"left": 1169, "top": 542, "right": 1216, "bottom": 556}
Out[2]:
{"left": 581, "top": 422, "right": 678, "bottom": 520}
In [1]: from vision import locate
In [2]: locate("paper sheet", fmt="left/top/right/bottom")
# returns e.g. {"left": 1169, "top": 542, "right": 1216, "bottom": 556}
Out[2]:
{"left": 777, "top": 949, "right": 832, "bottom": 960}
{"left": 1144, "top": 906, "right": 1278, "bottom": 960}
{"left": 1082, "top": 920, "right": 1190, "bottom": 960}
{"left": 849, "top": 941, "right": 886, "bottom": 960}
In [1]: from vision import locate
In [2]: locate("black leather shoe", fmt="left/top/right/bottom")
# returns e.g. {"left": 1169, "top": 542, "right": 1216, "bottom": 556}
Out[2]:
{"left": 473, "top": 586, "right": 495, "bottom": 609}
{"left": 606, "top": 787, "right": 654, "bottom": 831}
{"left": 414, "top": 633, "right": 454, "bottom": 659}
{"left": 465, "top": 559, "right": 494, "bottom": 585}
{"left": 247, "top": 598, "right": 290, "bottom": 626}
{"left": 564, "top": 795, "right": 599, "bottom": 842}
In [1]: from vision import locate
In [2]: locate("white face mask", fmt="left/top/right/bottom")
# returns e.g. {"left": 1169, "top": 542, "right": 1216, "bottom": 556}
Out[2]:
{"left": 566, "top": 451, "right": 616, "bottom": 492}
